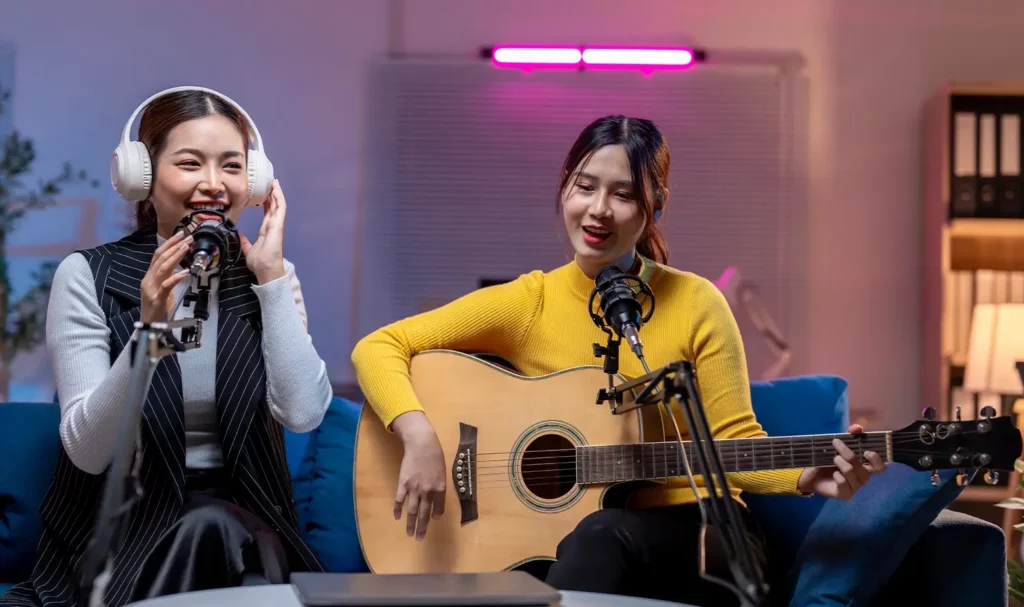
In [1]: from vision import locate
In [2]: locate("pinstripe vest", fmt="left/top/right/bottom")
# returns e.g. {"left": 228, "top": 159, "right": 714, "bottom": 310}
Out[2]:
{"left": 1, "top": 231, "right": 323, "bottom": 607}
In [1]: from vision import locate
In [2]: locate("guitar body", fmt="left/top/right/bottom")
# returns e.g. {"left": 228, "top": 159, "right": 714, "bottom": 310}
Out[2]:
{"left": 354, "top": 349, "right": 1024, "bottom": 575}
{"left": 354, "top": 349, "right": 650, "bottom": 574}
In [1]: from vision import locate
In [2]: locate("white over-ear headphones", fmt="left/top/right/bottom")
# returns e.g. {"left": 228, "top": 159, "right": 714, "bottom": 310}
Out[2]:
{"left": 111, "top": 85, "right": 273, "bottom": 207}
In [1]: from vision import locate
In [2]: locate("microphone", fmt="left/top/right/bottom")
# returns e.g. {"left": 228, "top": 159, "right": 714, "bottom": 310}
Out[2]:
{"left": 589, "top": 264, "right": 655, "bottom": 363}
{"left": 173, "top": 209, "right": 241, "bottom": 276}
{"left": 171, "top": 210, "right": 241, "bottom": 323}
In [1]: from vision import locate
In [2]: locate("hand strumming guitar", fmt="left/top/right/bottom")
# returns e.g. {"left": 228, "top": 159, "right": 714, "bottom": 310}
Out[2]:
{"left": 797, "top": 424, "right": 887, "bottom": 499}
{"left": 390, "top": 411, "right": 447, "bottom": 540}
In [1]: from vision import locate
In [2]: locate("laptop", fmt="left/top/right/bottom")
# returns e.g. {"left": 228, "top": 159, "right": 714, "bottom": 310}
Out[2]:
{"left": 290, "top": 571, "right": 561, "bottom": 606}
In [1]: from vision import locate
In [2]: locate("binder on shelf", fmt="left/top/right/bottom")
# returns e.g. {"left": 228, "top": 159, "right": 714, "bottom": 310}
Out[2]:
{"left": 952, "top": 111, "right": 978, "bottom": 218}
{"left": 953, "top": 270, "right": 974, "bottom": 362}
{"left": 999, "top": 113, "right": 1023, "bottom": 217}
{"left": 1011, "top": 272, "right": 1024, "bottom": 302}
{"left": 978, "top": 113, "right": 998, "bottom": 216}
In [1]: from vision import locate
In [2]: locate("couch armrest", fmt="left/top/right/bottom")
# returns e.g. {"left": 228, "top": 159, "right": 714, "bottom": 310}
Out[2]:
{"left": 875, "top": 509, "right": 1007, "bottom": 607}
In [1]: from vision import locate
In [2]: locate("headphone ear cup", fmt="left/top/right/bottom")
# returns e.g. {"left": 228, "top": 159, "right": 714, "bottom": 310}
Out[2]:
{"left": 246, "top": 150, "right": 274, "bottom": 207}
{"left": 110, "top": 141, "right": 152, "bottom": 201}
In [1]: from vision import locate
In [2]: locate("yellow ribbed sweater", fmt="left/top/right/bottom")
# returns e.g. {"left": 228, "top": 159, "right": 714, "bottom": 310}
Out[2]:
{"left": 351, "top": 255, "right": 803, "bottom": 508}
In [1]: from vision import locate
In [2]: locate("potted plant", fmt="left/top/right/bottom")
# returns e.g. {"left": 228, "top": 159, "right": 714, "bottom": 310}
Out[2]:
{"left": 996, "top": 459, "right": 1024, "bottom": 601}
{"left": 0, "top": 86, "right": 97, "bottom": 400}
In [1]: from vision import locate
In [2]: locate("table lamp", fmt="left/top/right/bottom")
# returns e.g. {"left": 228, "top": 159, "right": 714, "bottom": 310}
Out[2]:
{"left": 963, "top": 303, "right": 1024, "bottom": 420}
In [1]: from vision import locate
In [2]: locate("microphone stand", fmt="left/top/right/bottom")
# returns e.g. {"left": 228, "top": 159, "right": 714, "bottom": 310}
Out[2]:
{"left": 594, "top": 354, "right": 769, "bottom": 607}
{"left": 81, "top": 280, "right": 205, "bottom": 607}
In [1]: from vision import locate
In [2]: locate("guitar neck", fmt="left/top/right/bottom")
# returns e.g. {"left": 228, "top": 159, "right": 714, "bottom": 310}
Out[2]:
{"left": 576, "top": 431, "right": 893, "bottom": 485}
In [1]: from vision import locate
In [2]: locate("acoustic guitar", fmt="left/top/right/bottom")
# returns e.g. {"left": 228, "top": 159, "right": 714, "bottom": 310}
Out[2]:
{"left": 353, "top": 349, "right": 1022, "bottom": 575}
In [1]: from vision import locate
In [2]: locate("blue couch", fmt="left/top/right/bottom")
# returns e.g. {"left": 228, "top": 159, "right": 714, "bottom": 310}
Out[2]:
{"left": 0, "top": 376, "right": 1008, "bottom": 606}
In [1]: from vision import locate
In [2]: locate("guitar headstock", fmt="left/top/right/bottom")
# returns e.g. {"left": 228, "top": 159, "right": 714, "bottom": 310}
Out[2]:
{"left": 892, "top": 406, "right": 1023, "bottom": 486}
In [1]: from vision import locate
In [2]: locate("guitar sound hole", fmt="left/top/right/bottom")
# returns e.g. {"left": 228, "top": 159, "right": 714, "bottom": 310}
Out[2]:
{"left": 521, "top": 434, "right": 577, "bottom": 500}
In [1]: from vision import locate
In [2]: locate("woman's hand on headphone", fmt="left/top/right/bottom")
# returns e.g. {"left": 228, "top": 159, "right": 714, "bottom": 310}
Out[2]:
{"left": 241, "top": 179, "right": 287, "bottom": 284}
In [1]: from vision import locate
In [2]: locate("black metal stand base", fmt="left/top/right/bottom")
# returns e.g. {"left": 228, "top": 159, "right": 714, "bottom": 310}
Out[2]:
{"left": 595, "top": 359, "right": 769, "bottom": 607}
{"left": 81, "top": 318, "right": 203, "bottom": 607}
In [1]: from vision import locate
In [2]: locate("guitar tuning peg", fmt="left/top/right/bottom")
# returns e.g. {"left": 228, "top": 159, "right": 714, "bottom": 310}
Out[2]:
{"left": 980, "top": 406, "right": 997, "bottom": 420}
{"left": 956, "top": 470, "right": 970, "bottom": 486}
{"left": 955, "top": 406, "right": 962, "bottom": 421}
{"left": 930, "top": 470, "right": 940, "bottom": 486}
{"left": 922, "top": 407, "right": 938, "bottom": 421}
{"left": 985, "top": 470, "right": 1001, "bottom": 485}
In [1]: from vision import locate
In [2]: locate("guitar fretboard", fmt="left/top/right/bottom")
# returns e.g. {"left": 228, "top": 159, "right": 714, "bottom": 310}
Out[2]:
{"left": 574, "top": 432, "right": 891, "bottom": 485}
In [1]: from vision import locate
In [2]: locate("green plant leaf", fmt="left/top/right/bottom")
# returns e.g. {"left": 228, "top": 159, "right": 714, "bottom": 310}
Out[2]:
{"left": 0, "top": 85, "right": 99, "bottom": 377}
{"left": 996, "top": 497, "right": 1024, "bottom": 509}
{"left": 1009, "top": 559, "right": 1024, "bottom": 598}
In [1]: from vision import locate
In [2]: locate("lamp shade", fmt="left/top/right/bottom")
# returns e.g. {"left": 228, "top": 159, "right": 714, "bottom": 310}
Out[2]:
{"left": 963, "top": 303, "right": 1024, "bottom": 395}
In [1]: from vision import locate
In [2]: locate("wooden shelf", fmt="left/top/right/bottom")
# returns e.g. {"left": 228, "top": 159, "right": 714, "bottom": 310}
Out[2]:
{"left": 949, "top": 218, "right": 1024, "bottom": 238}
{"left": 946, "top": 81, "right": 1024, "bottom": 96}
{"left": 922, "top": 84, "right": 1024, "bottom": 512}
{"left": 948, "top": 220, "right": 1024, "bottom": 272}
{"left": 958, "top": 485, "right": 1011, "bottom": 502}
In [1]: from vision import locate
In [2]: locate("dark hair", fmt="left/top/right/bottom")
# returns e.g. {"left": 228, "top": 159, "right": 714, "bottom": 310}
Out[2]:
{"left": 556, "top": 115, "right": 670, "bottom": 264}
{"left": 133, "top": 90, "right": 250, "bottom": 233}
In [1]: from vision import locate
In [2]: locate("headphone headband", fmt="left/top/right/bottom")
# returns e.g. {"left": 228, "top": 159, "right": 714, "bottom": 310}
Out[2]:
{"left": 119, "top": 85, "right": 264, "bottom": 152}
{"left": 112, "top": 85, "right": 274, "bottom": 206}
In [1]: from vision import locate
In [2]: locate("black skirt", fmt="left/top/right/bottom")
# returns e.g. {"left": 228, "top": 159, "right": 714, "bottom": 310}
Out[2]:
{"left": 128, "top": 468, "right": 290, "bottom": 602}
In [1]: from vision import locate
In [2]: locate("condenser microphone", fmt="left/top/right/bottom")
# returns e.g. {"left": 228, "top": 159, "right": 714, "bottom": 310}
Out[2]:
{"left": 590, "top": 264, "right": 655, "bottom": 362}
{"left": 173, "top": 210, "right": 241, "bottom": 276}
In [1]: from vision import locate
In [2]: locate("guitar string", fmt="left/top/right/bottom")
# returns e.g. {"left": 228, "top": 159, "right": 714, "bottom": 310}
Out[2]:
{"left": 470, "top": 447, "right": 958, "bottom": 476}
{"left": 469, "top": 438, "right": 893, "bottom": 470}
{"left": 473, "top": 459, "right": 905, "bottom": 484}
{"left": 472, "top": 454, "right": 896, "bottom": 478}
{"left": 471, "top": 438, "right": 896, "bottom": 462}
{"left": 470, "top": 450, "right": 965, "bottom": 489}
{"left": 468, "top": 447, "right": 979, "bottom": 478}
{"left": 468, "top": 434, "right": 885, "bottom": 458}
{"left": 467, "top": 444, "right": 979, "bottom": 486}
{"left": 467, "top": 447, "right": 959, "bottom": 487}
{"left": 466, "top": 428, "right": 985, "bottom": 458}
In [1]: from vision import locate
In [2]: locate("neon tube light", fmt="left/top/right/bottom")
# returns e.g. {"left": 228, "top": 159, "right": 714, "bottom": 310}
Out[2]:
{"left": 488, "top": 46, "right": 700, "bottom": 70}
{"left": 491, "top": 46, "right": 583, "bottom": 66}
{"left": 582, "top": 48, "right": 694, "bottom": 67}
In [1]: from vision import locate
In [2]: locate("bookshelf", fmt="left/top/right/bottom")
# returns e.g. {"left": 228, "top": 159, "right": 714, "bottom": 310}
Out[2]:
{"left": 922, "top": 82, "right": 1024, "bottom": 508}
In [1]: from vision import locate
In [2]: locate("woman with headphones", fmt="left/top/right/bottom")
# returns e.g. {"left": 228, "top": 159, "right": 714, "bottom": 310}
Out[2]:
{"left": 1, "top": 87, "right": 331, "bottom": 607}
{"left": 351, "top": 115, "right": 887, "bottom": 606}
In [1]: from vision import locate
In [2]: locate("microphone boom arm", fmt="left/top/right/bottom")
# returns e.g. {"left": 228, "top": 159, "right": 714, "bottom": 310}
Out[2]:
{"left": 598, "top": 361, "right": 769, "bottom": 607}
{"left": 589, "top": 265, "right": 767, "bottom": 607}
{"left": 81, "top": 314, "right": 203, "bottom": 607}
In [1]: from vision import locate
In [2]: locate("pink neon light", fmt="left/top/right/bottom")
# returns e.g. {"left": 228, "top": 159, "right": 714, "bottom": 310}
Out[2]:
{"left": 582, "top": 48, "right": 694, "bottom": 67}
{"left": 491, "top": 46, "right": 582, "bottom": 66}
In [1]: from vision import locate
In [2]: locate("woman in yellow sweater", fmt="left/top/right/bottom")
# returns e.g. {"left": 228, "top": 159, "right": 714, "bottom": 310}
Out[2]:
{"left": 351, "top": 115, "right": 885, "bottom": 605}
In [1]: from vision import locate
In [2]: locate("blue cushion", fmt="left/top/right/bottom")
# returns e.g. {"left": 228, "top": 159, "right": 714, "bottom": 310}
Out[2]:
{"left": 743, "top": 375, "right": 850, "bottom": 567}
{"left": 283, "top": 428, "right": 313, "bottom": 478}
{"left": 0, "top": 402, "right": 61, "bottom": 583}
{"left": 787, "top": 463, "right": 966, "bottom": 606}
{"left": 292, "top": 397, "right": 369, "bottom": 572}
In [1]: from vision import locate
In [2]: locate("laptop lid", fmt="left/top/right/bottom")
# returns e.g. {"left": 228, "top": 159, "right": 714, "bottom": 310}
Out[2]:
{"left": 290, "top": 571, "right": 561, "bottom": 607}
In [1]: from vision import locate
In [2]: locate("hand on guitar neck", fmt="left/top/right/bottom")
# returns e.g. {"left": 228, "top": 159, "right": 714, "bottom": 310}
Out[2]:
{"left": 391, "top": 411, "right": 447, "bottom": 541}
{"left": 796, "top": 423, "right": 887, "bottom": 498}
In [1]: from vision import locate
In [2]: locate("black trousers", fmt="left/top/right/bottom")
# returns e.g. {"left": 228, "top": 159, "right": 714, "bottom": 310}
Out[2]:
{"left": 544, "top": 501, "right": 769, "bottom": 606}
{"left": 128, "top": 469, "right": 289, "bottom": 602}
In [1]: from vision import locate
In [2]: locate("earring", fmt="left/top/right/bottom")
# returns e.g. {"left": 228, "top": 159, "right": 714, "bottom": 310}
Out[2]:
{"left": 653, "top": 209, "right": 663, "bottom": 222}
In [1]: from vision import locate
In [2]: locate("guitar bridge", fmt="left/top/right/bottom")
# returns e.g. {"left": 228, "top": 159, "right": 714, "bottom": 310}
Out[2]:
{"left": 453, "top": 422, "right": 478, "bottom": 524}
